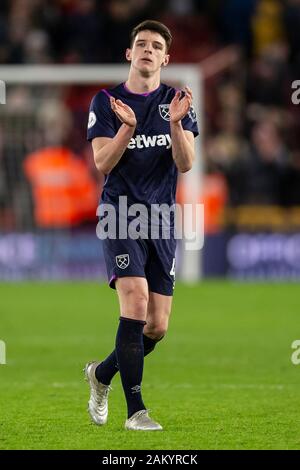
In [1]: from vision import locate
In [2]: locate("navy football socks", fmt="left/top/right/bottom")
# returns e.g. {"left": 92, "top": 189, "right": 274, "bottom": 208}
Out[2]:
{"left": 95, "top": 331, "right": 160, "bottom": 386}
{"left": 114, "top": 316, "right": 146, "bottom": 418}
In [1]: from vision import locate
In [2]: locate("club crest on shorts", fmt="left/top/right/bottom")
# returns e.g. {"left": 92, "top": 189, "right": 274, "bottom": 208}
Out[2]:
{"left": 116, "top": 254, "right": 130, "bottom": 269}
{"left": 159, "top": 104, "right": 170, "bottom": 121}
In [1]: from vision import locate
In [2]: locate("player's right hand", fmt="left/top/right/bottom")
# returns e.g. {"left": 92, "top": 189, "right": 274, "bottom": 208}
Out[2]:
{"left": 110, "top": 97, "right": 137, "bottom": 128}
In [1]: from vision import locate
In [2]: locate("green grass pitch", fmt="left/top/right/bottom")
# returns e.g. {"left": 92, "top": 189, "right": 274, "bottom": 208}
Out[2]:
{"left": 0, "top": 281, "right": 300, "bottom": 450}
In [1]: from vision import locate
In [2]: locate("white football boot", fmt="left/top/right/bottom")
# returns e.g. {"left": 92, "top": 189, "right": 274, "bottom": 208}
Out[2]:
{"left": 125, "top": 410, "right": 163, "bottom": 431}
{"left": 84, "top": 361, "right": 112, "bottom": 425}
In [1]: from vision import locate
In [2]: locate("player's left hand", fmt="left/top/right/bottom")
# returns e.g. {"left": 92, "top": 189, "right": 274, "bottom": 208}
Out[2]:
{"left": 169, "top": 86, "right": 193, "bottom": 123}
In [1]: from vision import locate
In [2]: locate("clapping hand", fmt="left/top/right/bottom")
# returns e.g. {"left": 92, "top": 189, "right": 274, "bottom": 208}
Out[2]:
{"left": 169, "top": 86, "right": 193, "bottom": 123}
{"left": 110, "top": 97, "right": 137, "bottom": 128}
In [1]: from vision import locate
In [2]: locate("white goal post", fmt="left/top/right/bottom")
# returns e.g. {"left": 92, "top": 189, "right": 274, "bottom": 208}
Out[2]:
{"left": 0, "top": 64, "right": 203, "bottom": 282}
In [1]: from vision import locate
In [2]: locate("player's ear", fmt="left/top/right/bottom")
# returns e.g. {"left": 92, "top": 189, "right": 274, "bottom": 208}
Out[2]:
{"left": 126, "top": 48, "right": 132, "bottom": 62}
{"left": 162, "top": 54, "right": 170, "bottom": 67}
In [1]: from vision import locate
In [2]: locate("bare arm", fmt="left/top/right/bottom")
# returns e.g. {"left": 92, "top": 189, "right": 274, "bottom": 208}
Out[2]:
{"left": 170, "top": 124, "right": 195, "bottom": 173}
{"left": 169, "top": 86, "right": 195, "bottom": 173}
{"left": 92, "top": 124, "right": 135, "bottom": 174}
{"left": 92, "top": 97, "right": 136, "bottom": 174}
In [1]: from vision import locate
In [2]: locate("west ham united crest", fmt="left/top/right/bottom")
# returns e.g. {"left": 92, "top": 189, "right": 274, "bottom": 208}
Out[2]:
{"left": 158, "top": 104, "right": 170, "bottom": 121}
{"left": 116, "top": 254, "right": 130, "bottom": 269}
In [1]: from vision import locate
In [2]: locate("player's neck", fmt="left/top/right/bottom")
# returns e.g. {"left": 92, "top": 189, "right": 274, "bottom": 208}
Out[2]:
{"left": 125, "top": 73, "right": 160, "bottom": 94}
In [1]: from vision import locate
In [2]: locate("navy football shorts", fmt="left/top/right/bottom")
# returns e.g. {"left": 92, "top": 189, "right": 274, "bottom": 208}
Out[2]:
{"left": 102, "top": 236, "right": 176, "bottom": 296}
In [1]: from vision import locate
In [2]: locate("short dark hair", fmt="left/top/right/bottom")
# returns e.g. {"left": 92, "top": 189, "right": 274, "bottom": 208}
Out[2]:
{"left": 130, "top": 20, "right": 172, "bottom": 52}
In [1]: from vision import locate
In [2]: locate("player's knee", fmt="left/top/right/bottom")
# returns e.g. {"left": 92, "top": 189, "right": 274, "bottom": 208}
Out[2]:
{"left": 154, "top": 324, "right": 168, "bottom": 339}
{"left": 145, "top": 322, "right": 168, "bottom": 340}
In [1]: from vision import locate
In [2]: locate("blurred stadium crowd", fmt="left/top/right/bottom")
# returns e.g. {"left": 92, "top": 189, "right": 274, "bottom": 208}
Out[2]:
{"left": 1, "top": 0, "right": 300, "bottom": 231}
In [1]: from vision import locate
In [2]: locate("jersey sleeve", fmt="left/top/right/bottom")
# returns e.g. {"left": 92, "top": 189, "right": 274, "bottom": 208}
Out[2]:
{"left": 181, "top": 103, "right": 199, "bottom": 138}
{"left": 87, "top": 90, "right": 116, "bottom": 141}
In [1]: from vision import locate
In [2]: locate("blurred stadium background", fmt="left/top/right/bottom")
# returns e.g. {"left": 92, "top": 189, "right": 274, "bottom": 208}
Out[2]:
{"left": 1, "top": 0, "right": 300, "bottom": 450}
{"left": 1, "top": 0, "right": 300, "bottom": 280}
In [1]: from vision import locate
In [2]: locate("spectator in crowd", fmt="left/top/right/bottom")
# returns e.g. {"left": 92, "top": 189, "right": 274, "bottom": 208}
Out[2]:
{"left": 237, "top": 118, "right": 289, "bottom": 205}
{"left": 246, "top": 43, "right": 290, "bottom": 107}
{"left": 251, "top": 0, "right": 285, "bottom": 57}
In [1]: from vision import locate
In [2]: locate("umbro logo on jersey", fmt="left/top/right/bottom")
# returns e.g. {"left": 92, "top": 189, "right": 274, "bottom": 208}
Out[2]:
{"left": 127, "top": 134, "right": 171, "bottom": 150}
{"left": 158, "top": 103, "right": 170, "bottom": 121}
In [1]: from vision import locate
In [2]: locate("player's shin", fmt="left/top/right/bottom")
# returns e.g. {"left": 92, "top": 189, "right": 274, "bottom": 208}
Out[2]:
{"left": 115, "top": 316, "right": 147, "bottom": 418}
{"left": 95, "top": 334, "right": 163, "bottom": 384}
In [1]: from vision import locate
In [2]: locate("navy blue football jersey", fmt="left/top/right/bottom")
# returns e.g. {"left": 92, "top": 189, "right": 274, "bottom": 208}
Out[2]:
{"left": 87, "top": 83, "right": 199, "bottom": 209}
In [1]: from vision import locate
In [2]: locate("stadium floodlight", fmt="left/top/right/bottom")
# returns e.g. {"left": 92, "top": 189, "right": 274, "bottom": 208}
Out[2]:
{"left": 0, "top": 64, "right": 203, "bottom": 282}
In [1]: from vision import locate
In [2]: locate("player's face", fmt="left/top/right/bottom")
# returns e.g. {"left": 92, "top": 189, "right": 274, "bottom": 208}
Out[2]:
{"left": 126, "top": 30, "right": 170, "bottom": 75}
